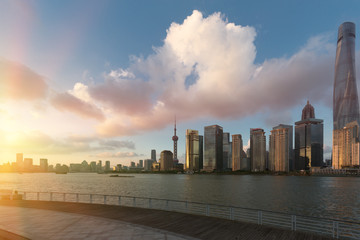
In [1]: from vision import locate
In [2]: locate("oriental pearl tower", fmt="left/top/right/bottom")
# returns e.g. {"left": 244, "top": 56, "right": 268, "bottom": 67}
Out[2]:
{"left": 172, "top": 116, "right": 179, "bottom": 165}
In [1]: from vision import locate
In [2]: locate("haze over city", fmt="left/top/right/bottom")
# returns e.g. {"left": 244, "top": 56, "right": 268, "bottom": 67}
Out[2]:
{"left": 1, "top": 0, "right": 360, "bottom": 166}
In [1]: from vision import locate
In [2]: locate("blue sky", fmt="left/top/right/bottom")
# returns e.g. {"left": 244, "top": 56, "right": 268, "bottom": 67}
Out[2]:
{"left": 0, "top": 0, "right": 360, "bottom": 166}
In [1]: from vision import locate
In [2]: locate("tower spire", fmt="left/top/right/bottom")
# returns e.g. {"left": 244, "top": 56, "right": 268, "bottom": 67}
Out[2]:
{"left": 172, "top": 115, "right": 178, "bottom": 163}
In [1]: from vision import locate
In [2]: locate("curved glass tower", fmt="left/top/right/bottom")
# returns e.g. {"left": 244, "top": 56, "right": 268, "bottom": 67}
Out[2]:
{"left": 333, "top": 22, "right": 360, "bottom": 130}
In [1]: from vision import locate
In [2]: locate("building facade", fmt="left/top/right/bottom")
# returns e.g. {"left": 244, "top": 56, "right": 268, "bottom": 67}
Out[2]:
{"left": 160, "top": 150, "right": 173, "bottom": 171}
{"left": 151, "top": 149, "right": 156, "bottom": 162}
{"left": 333, "top": 121, "right": 360, "bottom": 168}
{"left": 294, "top": 101, "right": 323, "bottom": 170}
{"left": 333, "top": 22, "right": 360, "bottom": 169}
{"left": 269, "top": 124, "right": 293, "bottom": 172}
{"left": 250, "top": 128, "right": 266, "bottom": 172}
{"left": 232, "top": 134, "right": 246, "bottom": 171}
{"left": 223, "top": 132, "right": 232, "bottom": 169}
{"left": 204, "top": 125, "right": 223, "bottom": 171}
{"left": 40, "top": 158, "right": 48, "bottom": 172}
{"left": 185, "top": 129, "right": 203, "bottom": 172}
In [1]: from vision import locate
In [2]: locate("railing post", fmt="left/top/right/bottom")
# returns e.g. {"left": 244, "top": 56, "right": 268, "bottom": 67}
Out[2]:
{"left": 76, "top": 193, "right": 79, "bottom": 202}
{"left": 333, "top": 221, "right": 339, "bottom": 239}
{"left": 258, "top": 211, "right": 262, "bottom": 225}
{"left": 23, "top": 192, "right": 26, "bottom": 200}
{"left": 166, "top": 200, "right": 169, "bottom": 210}
{"left": 103, "top": 195, "right": 107, "bottom": 204}
{"left": 149, "top": 198, "right": 152, "bottom": 209}
{"left": 185, "top": 201, "right": 188, "bottom": 212}
{"left": 118, "top": 196, "right": 121, "bottom": 206}
{"left": 37, "top": 192, "right": 40, "bottom": 200}
{"left": 230, "top": 207, "right": 234, "bottom": 220}
{"left": 90, "top": 194, "right": 93, "bottom": 204}
{"left": 50, "top": 192, "right": 53, "bottom": 201}
{"left": 291, "top": 215, "right": 296, "bottom": 231}
{"left": 133, "top": 197, "right": 136, "bottom": 207}
{"left": 63, "top": 193, "right": 65, "bottom": 202}
{"left": 206, "top": 205, "right": 210, "bottom": 216}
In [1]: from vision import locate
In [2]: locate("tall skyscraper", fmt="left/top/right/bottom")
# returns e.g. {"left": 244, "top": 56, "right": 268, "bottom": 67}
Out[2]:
{"left": 105, "top": 161, "right": 111, "bottom": 172}
{"left": 151, "top": 149, "right": 156, "bottom": 162}
{"left": 204, "top": 125, "right": 223, "bottom": 171}
{"left": 250, "top": 128, "right": 266, "bottom": 172}
{"left": 172, "top": 117, "right": 178, "bottom": 164}
{"left": 185, "top": 129, "right": 203, "bottom": 172}
{"left": 294, "top": 101, "right": 323, "bottom": 170}
{"left": 269, "top": 124, "right": 293, "bottom": 172}
{"left": 333, "top": 22, "right": 360, "bottom": 131}
{"left": 333, "top": 22, "right": 360, "bottom": 169}
{"left": 333, "top": 121, "right": 360, "bottom": 168}
{"left": 160, "top": 150, "right": 173, "bottom": 171}
{"left": 223, "top": 132, "right": 232, "bottom": 169}
{"left": 232, "top": 134, "right": 246, "bottom": 171}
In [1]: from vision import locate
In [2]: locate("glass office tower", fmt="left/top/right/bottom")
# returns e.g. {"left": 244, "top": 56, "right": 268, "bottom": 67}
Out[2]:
{"left": 333, "top": 22, "right": 359, "bottom": 130}
{"left": 295, "top": 101, "right": 323, "bottom": 170}
{"left": 185, "top": 129, "right": 203, "bottom": 172}
{"left": 204, "top": 125, "right": 223, "bottom": 171}
{"left": 250, "top": 128, "right": 266, "bottom": 172}
{"left": 333, "top": 22, "right": 360, "bottom": 169}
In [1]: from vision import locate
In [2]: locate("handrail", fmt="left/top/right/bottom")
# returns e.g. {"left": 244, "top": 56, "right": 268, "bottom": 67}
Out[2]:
{"left": 19, "top": 190, "right": 360, "bottom": 224}
{"left": 17, "top": 191, "right": 360, "bottom": 239}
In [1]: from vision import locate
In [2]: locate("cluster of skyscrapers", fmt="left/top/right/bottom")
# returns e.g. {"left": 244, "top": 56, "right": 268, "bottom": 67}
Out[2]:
{"left": 184, "top": 100, "right": 324, "bottom": 173}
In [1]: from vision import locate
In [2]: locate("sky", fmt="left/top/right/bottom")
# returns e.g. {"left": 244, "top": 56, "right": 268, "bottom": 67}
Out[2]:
{"left": 1, "top": 0, "right": 360, "bottom": 166}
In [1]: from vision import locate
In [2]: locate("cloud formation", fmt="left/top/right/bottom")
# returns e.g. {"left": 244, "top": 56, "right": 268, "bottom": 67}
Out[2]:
{"left": 51, "top": 92, "right": 105, "bottom": 121}
{"left": 0, "top": 59, "right": 48, "bottom": 100}
{"left": 56, "top": 10, "right": 338, "bottom": 136}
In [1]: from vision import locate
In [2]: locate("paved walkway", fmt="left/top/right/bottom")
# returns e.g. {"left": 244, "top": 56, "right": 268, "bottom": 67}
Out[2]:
{"left": 0, "top": 206, "right": 196, "bottom": 240}
{"left": 0, "top": 200, "right": 334, "bottom": 240}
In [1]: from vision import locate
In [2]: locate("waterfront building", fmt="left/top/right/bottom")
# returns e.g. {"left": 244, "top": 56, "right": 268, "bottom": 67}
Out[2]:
{"left": 269, "top": 124, "right": 293, "bottom": 172}
{"left": 80, "top": 160, "right": 90, "bottom": 172}
{"left": 151, "top": 149, "right": 156, "bottom": 162}
{"left": 97, "top": 160, "right": 102, "bottom": 172}
{"left": 199, "top": 135, "right": 204, "bottom": 170}
{"left": 333, "top": 121, "right": 360, "bottom": 168}
{"left": 294, "top": 101, "right": 323, "bottom": 170}
{"left": 23, "top": 158, "right": 33, "bottom": 170}
{"left": 223, "top": 132, "right": 232, "bottom": 169}
{"left": 144, "top": 159, "right": 152, "bottom": 171}
{"left": 130, "top": 161, "right": 135, "bottom": 168}
{"left": 204, "top": 125, "right": 223, "bottom": 171}
{"left": 16, "top": 153, "right": 23, "bottom": 168}
{"left": 90, "top": 161, "right": 97, "bottom": 172}
{"left": 139, "top": 160, "right": 143, "bottom": 168}
{"left": 232, "top": 134, "right": 246, "bottom": 171}
{"left": 152, "top": 161, "right": 160, "bottom": 171}
{"left": 70, "top": 163, "right": 81, "bottom": 172}
{"left": 40, "top": 158, "right": 48, "bottom": 172}
{"left": 105, "top": 161, "right": 111, "bottom": 172}
{"left": 185, "top": 129, "right": 203, "bottom": 172}
{"left": 160, "top": 150, "right": 173, "bottom": 171}
{"left": 250, "top": 128, "right": 266, "bottom": 172}
{"left": 333, "top": 22, "right": 360, "bottom": 169}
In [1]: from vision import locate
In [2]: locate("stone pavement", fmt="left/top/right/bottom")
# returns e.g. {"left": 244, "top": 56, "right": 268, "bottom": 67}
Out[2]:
{"left": 0, "top": 205, "right": 197, "bottom": 240}
{"left": 0, "top": 200, "right": 334, "bottom": 240}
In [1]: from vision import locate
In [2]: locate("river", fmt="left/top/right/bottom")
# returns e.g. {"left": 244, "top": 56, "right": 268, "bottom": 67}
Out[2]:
{"left": 0, "top": 173, "right": 359, "bottom": 221}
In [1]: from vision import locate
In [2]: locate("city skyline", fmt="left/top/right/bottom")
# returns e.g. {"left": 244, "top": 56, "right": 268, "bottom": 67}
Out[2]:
{"left": 1, "top": 1, "right": 360, "bottom": 166}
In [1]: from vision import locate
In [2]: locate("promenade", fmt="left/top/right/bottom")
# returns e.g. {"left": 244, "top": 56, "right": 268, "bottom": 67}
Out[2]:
{"left": 0, "top": 200, "right": 333, "bottom": 240}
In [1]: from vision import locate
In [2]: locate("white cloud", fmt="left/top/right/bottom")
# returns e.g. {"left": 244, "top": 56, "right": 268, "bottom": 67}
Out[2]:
{"left": 56, "top": 10, "right": 338, "bottom": 137}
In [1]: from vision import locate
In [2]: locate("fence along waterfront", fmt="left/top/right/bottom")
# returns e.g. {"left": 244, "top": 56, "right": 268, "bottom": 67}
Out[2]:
{"left": 20, "top": 191, "right": 360, "bottom": 239}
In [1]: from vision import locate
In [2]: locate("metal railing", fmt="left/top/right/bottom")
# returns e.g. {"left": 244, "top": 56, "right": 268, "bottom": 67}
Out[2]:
{"left": 19, "top": 191, "right": 360, "bottom": 239}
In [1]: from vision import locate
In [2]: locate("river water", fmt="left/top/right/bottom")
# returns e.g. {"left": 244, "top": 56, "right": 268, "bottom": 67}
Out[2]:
{"left": 0, "top": 173, "right": 359, "bottom": 221}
